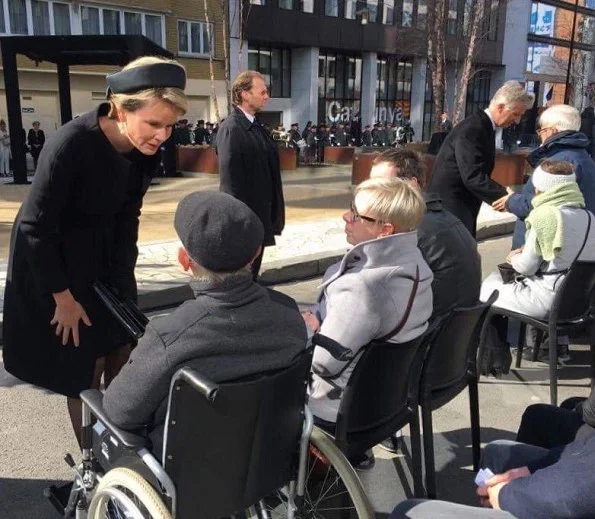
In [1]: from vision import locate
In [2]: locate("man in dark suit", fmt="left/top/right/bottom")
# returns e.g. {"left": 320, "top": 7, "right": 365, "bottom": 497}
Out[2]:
{"left": 216, "top": 70, "right": 285, "bottom": 279}
{"left": 27, "top": 121, "right": 45, "bottom": 171}
{"left": 428, "top": 81, "right": 534, "bottom": 237}
{"left": 194, "top": 119, "right": 207, "bottom": 145}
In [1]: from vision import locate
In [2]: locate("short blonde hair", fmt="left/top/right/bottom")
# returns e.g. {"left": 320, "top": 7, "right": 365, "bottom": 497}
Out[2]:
{"left": 232, "top": 70, "right": 265, "bottom": 106}
{"left": 108, "top": 56, "right": 188, "bottom": 118}
{"left": 489, "top": 81, "right": 534, "bottom": 111}
{"left": 538, "top": 104, "right": 581, "bottom": 133}
{"left": 354, "top": 177, "right": 426, "bottom": 232}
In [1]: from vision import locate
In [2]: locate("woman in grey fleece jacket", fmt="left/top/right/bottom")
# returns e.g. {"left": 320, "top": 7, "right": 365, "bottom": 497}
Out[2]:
{"left": 303, "top": 178, "right": 433, "bottom": 424}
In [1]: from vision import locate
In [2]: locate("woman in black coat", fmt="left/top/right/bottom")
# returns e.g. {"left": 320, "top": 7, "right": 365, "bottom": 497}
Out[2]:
{"left": 2, "top": 56, "right": 187, "bottom": 444}
{"left": 27, "top": 121, "right": 45, "bottom": 170}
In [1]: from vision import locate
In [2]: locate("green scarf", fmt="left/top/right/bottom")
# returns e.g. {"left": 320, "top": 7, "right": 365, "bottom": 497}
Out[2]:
{"left": 525, "top": 183, "right": 585, "bottom": 261}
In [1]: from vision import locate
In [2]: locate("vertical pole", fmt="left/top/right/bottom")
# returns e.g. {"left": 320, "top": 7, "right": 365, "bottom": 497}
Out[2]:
{"left": 1, "top": 39, "right": 27, "bottom": 184}
{"left": 57, "top": 61, "right": 73, "bottom": 125}
{"left": 564, "top": 0, "right": 579, "bottom": 105}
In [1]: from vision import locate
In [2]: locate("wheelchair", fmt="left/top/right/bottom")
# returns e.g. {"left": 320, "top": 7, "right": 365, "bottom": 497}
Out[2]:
{"left": 52, "top": 349, "right": 375, "bottom": 518}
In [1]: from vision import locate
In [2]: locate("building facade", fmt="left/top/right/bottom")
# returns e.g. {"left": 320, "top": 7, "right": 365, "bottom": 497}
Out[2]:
{"left": 232, "top": 0, "right": 508, "bottom": 140}
{"left": 0, "top": 0, "right": 228, "bottom": 140}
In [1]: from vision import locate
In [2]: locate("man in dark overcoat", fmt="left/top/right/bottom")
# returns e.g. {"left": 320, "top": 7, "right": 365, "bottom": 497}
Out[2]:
{"left": 427, "top": 81, "right": 534, "bottom": 237}
{"left": 216, "top": 70, "right": 285, "bottom": 279}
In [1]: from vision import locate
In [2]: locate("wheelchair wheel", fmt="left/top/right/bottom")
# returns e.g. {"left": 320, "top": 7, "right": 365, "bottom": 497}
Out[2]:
{"left": 88, "top": 467, "right": 171, "bottom": 519}
{"left": 263, "top": 427, "right": 374, "bottom": 518}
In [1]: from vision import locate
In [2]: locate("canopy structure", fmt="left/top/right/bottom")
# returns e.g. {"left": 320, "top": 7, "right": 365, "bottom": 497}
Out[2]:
{"left": 0, "top": 35, "right": 173, "bottom": 184}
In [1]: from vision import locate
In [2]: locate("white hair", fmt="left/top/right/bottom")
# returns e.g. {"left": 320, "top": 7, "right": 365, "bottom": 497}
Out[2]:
{"left": 538, "top": 104, "right": 581, "bottom": 132}
{"left": 489, "top": 81, "right": 534, "bottom": 110}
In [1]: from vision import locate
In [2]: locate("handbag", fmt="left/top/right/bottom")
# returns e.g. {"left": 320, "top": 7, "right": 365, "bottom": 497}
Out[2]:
{"left": 92, "top": 281, "right": 149, "bottom": 340}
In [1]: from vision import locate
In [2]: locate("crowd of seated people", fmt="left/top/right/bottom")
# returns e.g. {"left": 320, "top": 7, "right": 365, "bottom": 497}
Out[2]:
{"left": 96, "top": 117, "right": 594, "bottom": 518}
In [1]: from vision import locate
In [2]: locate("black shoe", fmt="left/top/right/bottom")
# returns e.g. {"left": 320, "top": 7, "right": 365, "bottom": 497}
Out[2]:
{"left": 349, "top": 449, "right": 376, "bottom": 471}
{"left": 379, "top": 434, "right": 402, "bottom": 454}
{"left": 537, "top": 344, "right": 571, "bottom": 365}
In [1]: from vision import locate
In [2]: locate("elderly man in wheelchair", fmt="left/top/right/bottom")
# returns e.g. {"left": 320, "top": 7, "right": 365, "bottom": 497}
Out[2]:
{"left": 48, "top": 192, "right": 374, "bottom": 519}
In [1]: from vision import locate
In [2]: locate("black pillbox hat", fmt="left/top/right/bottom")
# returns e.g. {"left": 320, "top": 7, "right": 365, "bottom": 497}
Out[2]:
{"left": 174, "top": 191, "right": 264, "bottom": 272}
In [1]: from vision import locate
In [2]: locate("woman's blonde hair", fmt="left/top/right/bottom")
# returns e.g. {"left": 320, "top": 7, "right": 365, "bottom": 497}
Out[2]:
{"left": 354, "top": 177, "right": 426, "bottom": 232}
{"left": 108, "top": 56, "right": 188, "bottom": 118}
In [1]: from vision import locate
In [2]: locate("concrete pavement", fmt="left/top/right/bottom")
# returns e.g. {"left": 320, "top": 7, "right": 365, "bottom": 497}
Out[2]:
{"left": 1, "top": 236, "right": 593, "bottom": 519}
{"left": 0, "top": 165, "right": 516, "bottom": 323}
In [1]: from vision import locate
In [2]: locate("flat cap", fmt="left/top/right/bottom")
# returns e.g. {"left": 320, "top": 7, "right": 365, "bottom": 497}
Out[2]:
{"left": 174, "top": 192, "right": 264, "bottom": 272}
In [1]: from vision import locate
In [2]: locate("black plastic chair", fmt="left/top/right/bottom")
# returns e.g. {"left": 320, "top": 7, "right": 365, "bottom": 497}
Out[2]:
{"left": 323, "top": 333, "right": 431, "bottom": 498}
{"left": 80, "top": 349, "right": 313, "bottom": 519}
{"left": 418, "top": 292, "right": 498, "bottom": 499}
{"left": 482, "top": 261, "right": 595, "bottom": 406}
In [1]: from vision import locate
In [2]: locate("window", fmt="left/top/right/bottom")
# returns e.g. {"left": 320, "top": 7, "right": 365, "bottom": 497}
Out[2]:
{"left": 447, "top": 0, "right": 457, "bottom": 35}
{"left": 383, "top": 0, "right": 394, "bottom": 25}
{"left": 0, "top": 0, "right": 72, "bottom": 35}
{"left": 103, "top": 9, "right": 120, "bottom": 35}
{"left": 301, "top": 0, "right": 314, "bottom": 12}
{"left": 325, "top": 0, "right": 339, "bottom": 17}
{"left": 488, "top": 0, "right": 499, "bottom": 40}
{"left": 422, "top": 70, "right": 438, "bottom": 141}
{"left": 178, "top": 20, "right": 213, "bottom": 56}
{"left": 124, "top": 12, "right": 142, "bottom": 35}
{"left": 53, "top": 3, "right": 70, "bottom": 35}
{"left": 80, "top": 6, "right": 163, "bottom": 45}
{"left": 367, "top": 0, "right": 378, "bottom": 22}
{"left": 376, "top": 56, "right": 413, "bottom": 124}
{"left": 465, "top": 70, "right": 491, "bottom": 116}
{"left": 81, "top": 6, "right": 99, "bottom": 34}
{"left": 463, "top": 0, "right": 472, "bottom": 36}
{"left": 32, "top": 0, "right": 51, "bottom": 35}
{"left": 279, "top": 0, "right": 295, "bottom": 9}
{"left": 417, "top": 0, "right": 427, "bottom": 29}
{"left": 250, "top": 0, "right": 265, "bottom": 4}
{"left": 402, "top": 0, "right": 413, "bottom": 27}
{"left": 248, "top": 45, "right": 291, "bottom": 97}
{"left": 318, "top": 51, "right": 362, "bottom": 124}
{"left": 345, "top": 0, "right": 357, "bottom": 19}
{"left": 9, "top": 0, "right": 28, "bottom": 34}
{"left": 145, "top": 15, "right": 162, "bottom": 45}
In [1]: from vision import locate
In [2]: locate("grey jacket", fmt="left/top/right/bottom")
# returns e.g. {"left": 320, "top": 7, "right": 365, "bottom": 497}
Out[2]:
{"left": 308, "top": 232, "right": 433, "bottom": 423}
{"left": 104, "top": 273, "right": 307, "bottom": 451}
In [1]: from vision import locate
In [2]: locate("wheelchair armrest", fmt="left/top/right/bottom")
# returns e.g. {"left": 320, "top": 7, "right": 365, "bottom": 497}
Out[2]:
{"left": 80, "top": 389, "right": 148, "bottom": 450}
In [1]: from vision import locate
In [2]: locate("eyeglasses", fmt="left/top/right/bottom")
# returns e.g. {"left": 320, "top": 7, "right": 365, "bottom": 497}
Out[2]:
{"left": 536, "top": 127, "right": 553, "bottom": 135}
{"left": 349, "top": 201, "right": 378, "bottom": 223}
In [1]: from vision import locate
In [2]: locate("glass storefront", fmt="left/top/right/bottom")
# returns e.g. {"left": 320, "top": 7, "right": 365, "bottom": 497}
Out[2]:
{"left": 375, "top": 56, "right": 413, "bottom": 124}
{"left": 318, "top": 51, "right": 362, "bottom": 123}
{"left": 465, "top": 70, "right": 492, "bottom": 116}
{"left": 248, "top": 44, "right": 291, "bottom": 98}
{"left": 527, "top": 1, "right": 595, "bottom": 111}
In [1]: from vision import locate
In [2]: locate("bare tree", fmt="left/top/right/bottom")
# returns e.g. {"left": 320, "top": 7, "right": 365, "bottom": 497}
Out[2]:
{"left": 427, "top": 0, "right": 447, "bottom": 132}
{"left": 219, "top": 0, "right": 231, "bottom": 113}
{"left": 451, "top": 0, "right": 486, "bottom": 124}
{"left": 203, "top": 0, "right": 222, "bottom": 122}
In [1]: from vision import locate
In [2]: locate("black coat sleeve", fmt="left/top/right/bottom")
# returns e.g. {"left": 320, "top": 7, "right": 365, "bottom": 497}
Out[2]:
{"left": 454, "top": 126, "right": 506, "bottom": 204}
{"left": 217, "top": 124, "right": 249, "bottom": 203}
{"left": 18, "top": 141, "right": 77, "bottom": 295}
{"left": 109, "top": 192, "right": 143, "bottom": 301}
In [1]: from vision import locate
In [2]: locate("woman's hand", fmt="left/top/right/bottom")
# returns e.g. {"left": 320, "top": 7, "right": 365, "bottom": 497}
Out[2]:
{"left": 506, "top": 247, "right": 523, "bottom": 264}
{"left": 50, "top": 289, "right": 92, "bottom": 347}
{"left": 302, "top": 311, "right": 321, "bottom": 333}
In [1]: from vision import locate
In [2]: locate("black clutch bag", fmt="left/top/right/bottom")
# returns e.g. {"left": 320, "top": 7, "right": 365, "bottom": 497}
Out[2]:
{"left": 498, "top": 263, "right": 517, "bottom": 284}
{"left": 92, "top": 281, "right": 149, "bottom": 340}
